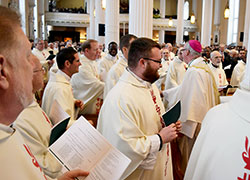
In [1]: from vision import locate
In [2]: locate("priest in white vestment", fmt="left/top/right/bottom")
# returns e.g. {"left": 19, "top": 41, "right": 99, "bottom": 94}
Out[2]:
{"left": 231, "top": 50, "right": 247, "bottom": 87}
{"left": 163, "top": 40, "right": 220, "bottom": 174}
{"left": 71, "top": 39, "right": 104, "bottom": 115}
{"left": 184, "top": 37, "right": 250, "bottom": 180}
{"left": 165, "top": 47, "right": 187, "bottom": 90}
{"left": 165, "top": 43, "right": 175, "bottom": 60}
{"left": 98, "top": 38, "right": 181, "bottom": 180}
{"left": 155, "top": 48, "right": 172, "bottom": 90}
{"left": 0, "top": 7, "right": 89, "bottom": 179}
{"left": 208, "top": 51, "right": 228, "bottom": 88}
{"left": 14, "top": 55, "right": 62, "bottom": 179}
{"left": 32, "top": 38, "right": 54, "bottom": 67}
{"left": 97, "top": 41, "right": 118, "bottom": 82}
{"left": 42, "top": 48, "right": 83, "bottom": 125}
{"left": 103, "top": 34, "right": 137, "bottom": 99}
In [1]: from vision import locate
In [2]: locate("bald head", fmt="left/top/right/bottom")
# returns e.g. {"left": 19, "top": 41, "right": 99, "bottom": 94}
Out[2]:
{"left": 210, "top": 51, "right": 222, "bottom": 66}
{"left": 230, "top": 49, "right": 238, "bottom": 57}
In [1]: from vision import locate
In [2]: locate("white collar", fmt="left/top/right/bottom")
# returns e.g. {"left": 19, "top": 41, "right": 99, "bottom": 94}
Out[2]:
{"left": 57, "top": 69, "right": 71, "bottom": 82}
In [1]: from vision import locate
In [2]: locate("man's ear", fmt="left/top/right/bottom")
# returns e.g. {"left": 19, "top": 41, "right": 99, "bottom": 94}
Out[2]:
{"left": 0, "top": 55, "right": 9, "bottom": 90}
{"left": 138, "top": 58, "right": 146, "bottom": 69}
{"left": 122, "top": 47, "right": 127, "bottom": 54}
{"left": 64, "top": 60, "right": 71, "bottom": 68}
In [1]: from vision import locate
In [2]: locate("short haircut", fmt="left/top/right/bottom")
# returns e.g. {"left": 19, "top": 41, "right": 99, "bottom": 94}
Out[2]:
{"left": 128, "top": 38, "right": 161, "bottom": 69}
{"left": 0, "top": 6, "right": 21, "bottom": 57}
{"left": 108, "top": 41, "right": 117, "bottom": 48}
{"left": 56, "top": 47, "right": 77, "bottom": 70}
{"left": 120, "top": 34, "right": 137, "bottom": 54}
{"left": 81, "top": 39, "right": 98, "bottom": 52}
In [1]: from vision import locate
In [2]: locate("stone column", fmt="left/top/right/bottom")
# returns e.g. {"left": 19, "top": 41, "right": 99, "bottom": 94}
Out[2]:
{"left": 176, "top": 0, "right": 184, "bottom": 45}
{"left": 213, "top": 0, "right": 221, "bottom": 26}
{"left": 38, "top": 0, "right": 45, "bottom": 39}
{"left": 44, "top": 0, "right": 48, "bottom": 12}
{"left": 87, "top": 0, "right": 95, "bottom": 39}
{"left": 213, "top": 0, "right": 221, "bottom": 45}
{"left": 19, "top": 0, "right": 29, "bottom": 36}
{"left": 159, "top": 0, "right": 166, "bottom": 44}
{"left": 34, "top": 0, "right": 39, "bottom": 39}
{"left": 105, "top": 0, "right": 119, "bottom": 48}
{"left": 192, "top": 0, "right": 197, "bottom": 17}
{"left": 28, "top": 0, "right": 35, "bottom": 40}
{"left": 243, "top": 0, "right": 250, "bottom": 48}
{"left": 201, "top": 0, "right": 213, "bottom": 47}
{"left": 129, "top": 0, "right": 153, "bottom": 38}
{"left": 95, "top": 0, "right": 105, "bottom": 44}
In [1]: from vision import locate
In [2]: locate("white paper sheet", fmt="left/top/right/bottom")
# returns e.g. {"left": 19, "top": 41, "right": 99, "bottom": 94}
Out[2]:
{"left": 49, "top": 116, "right": 131, "bottom": 180}
{"left": 49, "top": 100, "right": 70, "bottom": 125}
{"left": 181, "top": 120, "right": 198, "bottom": 138}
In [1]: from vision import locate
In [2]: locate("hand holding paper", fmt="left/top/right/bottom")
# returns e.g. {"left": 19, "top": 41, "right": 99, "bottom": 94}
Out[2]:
{"left": 159, "top": 124, "right": 178, "bottom": 143}
{"left": 58, "top": 169, "right": 89, "bottom": 180}
{"left": 49, "top": 116, "right": 131, "bottom": 180}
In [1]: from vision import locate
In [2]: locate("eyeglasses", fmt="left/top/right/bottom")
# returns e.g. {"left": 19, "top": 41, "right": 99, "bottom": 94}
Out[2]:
{"left": 33, "top": 67, "right": 46, "bottom": 73}
{"left": 180, "top": 48, "right": 187, "bottom": 52}
{"left": 214, "top": 56, "right": 222, "bottom": 59}
{"left": 143, "top": 57, "right": 162, "bottom": 64}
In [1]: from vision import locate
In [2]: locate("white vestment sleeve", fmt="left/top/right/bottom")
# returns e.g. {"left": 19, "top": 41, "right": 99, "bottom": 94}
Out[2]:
{"left": 139, "top": 135, "right": 160, "bottom": 170}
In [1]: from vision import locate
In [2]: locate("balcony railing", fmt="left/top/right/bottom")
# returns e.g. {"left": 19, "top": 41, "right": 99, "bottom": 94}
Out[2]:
{"left": 46, "top": 12, "right": 197, "bottom": 31}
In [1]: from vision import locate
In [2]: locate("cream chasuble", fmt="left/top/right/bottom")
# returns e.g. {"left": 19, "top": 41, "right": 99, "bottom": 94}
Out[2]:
{"left": 98, "top": 69, "right": 173, "bottom": 180}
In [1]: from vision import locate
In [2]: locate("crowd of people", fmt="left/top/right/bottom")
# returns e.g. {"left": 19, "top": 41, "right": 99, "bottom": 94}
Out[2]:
{"left": 1, "top": 5, "right": 250, "bottom": 180}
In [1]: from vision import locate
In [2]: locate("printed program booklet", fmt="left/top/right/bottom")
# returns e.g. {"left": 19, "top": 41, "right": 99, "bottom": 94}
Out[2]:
{"left": 48, "top": 116, "right": 131, "bottom": 180}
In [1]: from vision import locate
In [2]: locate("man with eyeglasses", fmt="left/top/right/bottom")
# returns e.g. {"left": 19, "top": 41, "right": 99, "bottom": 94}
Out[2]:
{"left": 163, "top": 40, "right": 220, "bottom": 175}
{"left": 97, "top": 38, "right": 181, "bottom": 180}
{"left": 14, "top": 54, "right": 63, "bottom": 179}
{"left": 0, "top": 6, "right": 88, "bottom": 179}
{"left": 32, "top": 38, "right": 54, "bottom": 66}
{"left": 71, "top": 39, "right": 105, "bottom": 117}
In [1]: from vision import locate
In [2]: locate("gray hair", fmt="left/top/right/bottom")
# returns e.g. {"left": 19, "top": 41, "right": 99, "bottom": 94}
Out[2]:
{"left": 210, "top": 51, "right": 220, "bottom": 59}
{"left": 185, "top": 42, "right": 201, "bottom": 56}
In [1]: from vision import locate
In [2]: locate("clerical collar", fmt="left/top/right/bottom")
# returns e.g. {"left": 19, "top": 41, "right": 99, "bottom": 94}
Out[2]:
{"left": 106, "top": 53, "right": 117, "bottom": 61}
{"left": 211, "top": 63, "right": 219, "bottom": 68}
{"left": 127, "top": 67, "right": 151, "bottom": 88}
{"left": 57, "top": 69, "right": 71, "bottom": 82}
